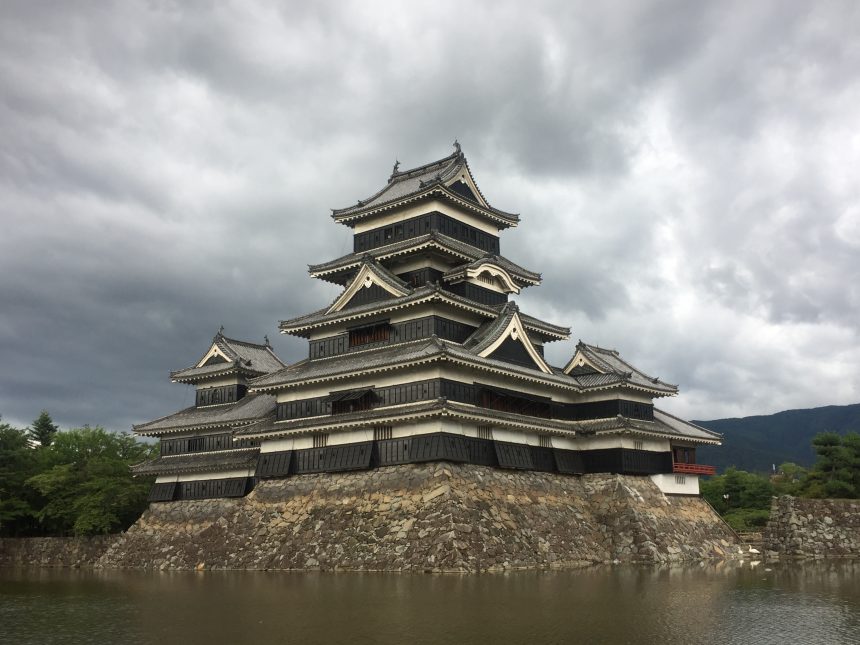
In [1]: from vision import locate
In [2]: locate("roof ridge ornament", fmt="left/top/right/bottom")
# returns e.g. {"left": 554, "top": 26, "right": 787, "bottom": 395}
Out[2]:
{"left": 453, "top": 139, "right": 461, "bottom": 154}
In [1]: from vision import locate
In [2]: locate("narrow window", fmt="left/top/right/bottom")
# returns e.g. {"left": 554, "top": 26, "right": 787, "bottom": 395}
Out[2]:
{"left": 539, "top": 435, "right": 552, "bottom": 448}
{"left": 477, "top": 425, "right": 493, "bottom": 440}
{"left": 634, "top": 440, "right": 643, "bottom": 451}
{"left": 675, "top": 475, "right": 686, "bottom": 486}
{"left": 374, "top": 426, "right": 393, "bottom": 441}
{"left": 313, "top": 433, "right": 329, "bottom": 448}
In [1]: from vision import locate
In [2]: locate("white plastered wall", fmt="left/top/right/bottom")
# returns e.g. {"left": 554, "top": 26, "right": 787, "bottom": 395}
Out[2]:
{"left": 650, "top": 473, "right": 700, "bottom": 495}
{"left": 155, "top": 467, "right": 254, "bottom": 483}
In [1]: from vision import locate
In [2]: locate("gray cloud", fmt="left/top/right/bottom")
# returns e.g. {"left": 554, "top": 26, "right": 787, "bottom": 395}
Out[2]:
{"left": 1, "top": 0, "right": 858, "bottom": 430}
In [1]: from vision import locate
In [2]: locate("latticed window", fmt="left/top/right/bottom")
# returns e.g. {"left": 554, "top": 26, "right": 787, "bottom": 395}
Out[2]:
{"left": 634, "top": 440, "right": 643, "bottom": 451}
{"left": 348, "top": 322, "right": 391, "bottom": 347}
{"left": 313, "top": 433, "right": 329, "bottom": 448}
{"left": 539, "top": 435, "right": 552, "bottom": 448}
{"left": 477, "top": 425, "right": 493, "bottom": 440}
{"left": 373, "top": 425, "right": 393, "bottom": 441}
{"left": 675, "top": 475, "right": 686, "bottom": 486}
{"left": 478, "top": 272, "right": 496, "bottom": 286}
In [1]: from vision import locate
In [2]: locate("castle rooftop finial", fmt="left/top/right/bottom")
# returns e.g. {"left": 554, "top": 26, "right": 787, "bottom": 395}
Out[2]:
{"left": 392, "top": 159, "right": 400, "bottom": 176}
{"left": 453, "top": 139, "right": 461, "bottom": 154}
{"left": 264, "top": 335, "right": 270, "bottom": 347}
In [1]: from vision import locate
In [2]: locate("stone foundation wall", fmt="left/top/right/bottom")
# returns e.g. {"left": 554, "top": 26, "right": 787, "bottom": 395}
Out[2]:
{"left": 98, "top": 464, "right": 739, "bottom": 572}
{"left": 0, "top": 536, "right": 115, "bottom": 568}
{"left": 764, "top": 496, "right": 860, "bottom": 559}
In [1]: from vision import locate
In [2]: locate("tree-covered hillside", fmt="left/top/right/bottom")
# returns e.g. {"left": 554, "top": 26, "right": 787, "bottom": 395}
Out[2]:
{"left": 696, "top": 403, "right": 860, "bottom": 473}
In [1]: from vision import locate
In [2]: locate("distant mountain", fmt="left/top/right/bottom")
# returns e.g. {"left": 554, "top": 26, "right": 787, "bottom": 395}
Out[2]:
{"left": 695, "top": 403, "right": 860, "bottom": 474}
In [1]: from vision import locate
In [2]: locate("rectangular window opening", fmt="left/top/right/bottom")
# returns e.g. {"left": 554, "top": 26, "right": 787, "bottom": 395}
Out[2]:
{"left": 313, "top": 433, "right": 329, "bottom": 448}
{"left": 374, "top": 425, "right": 393, "bottom": 441}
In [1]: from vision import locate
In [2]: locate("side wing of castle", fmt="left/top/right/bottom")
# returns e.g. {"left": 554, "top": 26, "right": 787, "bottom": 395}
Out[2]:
{"left": 133, "top": 144, "right": 720, "bottom": 502}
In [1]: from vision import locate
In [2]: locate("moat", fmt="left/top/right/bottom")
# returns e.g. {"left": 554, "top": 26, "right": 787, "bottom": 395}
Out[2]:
{"left": 2, "top": 562, "right": 858, "bottom": 644}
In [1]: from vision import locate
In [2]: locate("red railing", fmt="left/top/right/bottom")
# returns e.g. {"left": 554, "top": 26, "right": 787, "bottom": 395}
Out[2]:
{"left": 672, "top": 462, "right": 716, "bottom": 476}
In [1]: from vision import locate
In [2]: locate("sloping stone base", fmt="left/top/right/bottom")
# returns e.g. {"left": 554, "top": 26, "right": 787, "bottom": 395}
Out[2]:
{"left": 98, "top": 464, "right": 739, "bottom": 572}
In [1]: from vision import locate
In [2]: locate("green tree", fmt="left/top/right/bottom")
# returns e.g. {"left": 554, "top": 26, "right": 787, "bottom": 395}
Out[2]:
{"left": 0, "top": 419, "right": 42, "bottom": 535}
{"left": 29, "top": 410, "right": 58, "bottom": 447}
{"left": 700, "top": 468, "right": 774, "bottom": 531}
{"left": 771, "top": 462, "right": 807, "bottom": 496}
{"left": 26, "top": 427, "right": 156, "bottom": 535}
{"left": 804, "top": 432, "right": 855, "bottom": 498}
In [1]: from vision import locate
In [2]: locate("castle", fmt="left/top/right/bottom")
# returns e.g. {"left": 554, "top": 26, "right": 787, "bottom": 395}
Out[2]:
{"left": 132, "top": 143, "right": 719, "bottom": 501}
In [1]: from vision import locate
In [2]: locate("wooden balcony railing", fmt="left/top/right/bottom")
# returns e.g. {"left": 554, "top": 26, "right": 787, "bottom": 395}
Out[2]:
{"left": 672, "top": 462, "right": 716, "bottom": 476}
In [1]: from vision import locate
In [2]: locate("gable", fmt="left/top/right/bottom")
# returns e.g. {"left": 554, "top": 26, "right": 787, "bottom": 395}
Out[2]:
{"left": 196, "top": 342, "right": 234, "bottom": 368}
{"left": 343, "top": 282, "right": 397, "bottom": 309}
{"left": 448, "top": 180, "right": 479, "bottom": 204}
{"left": 487, "top": 336, "right": 546, "bottom": 371}
{"left": 201, "top": 354, "right": 229, "bottom": 367}
{"left": 475, "top": 310, "right": 553, "bottom": 374}
{"left": 326, "top": 262, "right": 411, "bottom": 314}
{"left": 444, "top": 165, "right": 489, "bottom": 209}
{"left": 563, "top": 348, "right": 607, "bottom": 375}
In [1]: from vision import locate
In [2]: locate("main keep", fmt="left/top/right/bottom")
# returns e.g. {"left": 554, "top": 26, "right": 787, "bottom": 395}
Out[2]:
{"left": 133, "top": 144, "right": 720, "bottom": 503}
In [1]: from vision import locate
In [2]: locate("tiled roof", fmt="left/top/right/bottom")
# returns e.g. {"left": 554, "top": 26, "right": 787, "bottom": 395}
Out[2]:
{"left": 130, "top": 448, "right": 259, "bottom": 475}
{"left": 279, "top": 282, "right": 568, "bottom": 341}
{"left": 331, "top": 147, "right": 519, "bottom": 227}
{"left": 308, "top": 232, "right": 538, "bottom": 284}
{"left": 575, "top": 342, "right": 677, "bottom": 394}
{"left": 444, "top": 256, "right": 541, "bottom": 287}
{"left": 250, "top": 336, "right": 670, "bottom": 398}
{"left": 170, "top": 332, "right": 285, "bottom": 382}
{"left": 652, "top": 408, "right": 722, "bottom": 441}
{"left": 236, "top": 397, "right": 719, "bottom": 445}
{"left": 133, "top": 394, "right": 277, "bottom": 435}
{"left": 463, "top": 302, "right": 519, "bottom": 353}
{"left": 499, "top": 307, "right": 570, "bottom": 340}
{"left": 250, "top": 339, "right": 446, "bottom": 390}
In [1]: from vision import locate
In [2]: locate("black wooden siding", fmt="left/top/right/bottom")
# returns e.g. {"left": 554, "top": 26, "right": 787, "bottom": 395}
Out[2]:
{"left": 147, "top": 435, "right": 674, "bottom": 502}
{"left": 175, "top": 477, "right": 251, "bottom": 500}
{"left": 555, "top": 450, "right": 585, "bottom": 474}
{"left": 277, "top": 377, "right": 654, "bottom": 425}
{"left": 292, "top": 441, "right": 374, "bottom": 475}
{"left": 580, "top": 449, "right": 672, "bottom": 475}
{"left": 398, "top": 267, "right": 446, "bottom": 288}
{"left": 353, "top": 211, "right": 500, "bottom": 255}
{"left": 552, "top": 399, "right": 654, "bottom": 422}
{"left": 495, "top": 442, "right": 536, "bottom": 470}
{"left": 160, "top": 432, "right": 234, "bottom": 456}
{"left": 256, "top": 450, "right": 293, "bottom": 478}
{"left": 147, "top": 482, "right": 177, "bottom": 502}
{"left": 444, "top": 281, "right": 508, "bottom": 306}
{"left": 343, "top": 283, "right": 394, "bottom": 309}
{"left": 487, "top": 336, "right": 542, "bottom": 369}
{"left": 196, "top": 384, "right": 247, "bottom": 407}
{"left": 309, "top": 316, "right": 477, "bottom": 359}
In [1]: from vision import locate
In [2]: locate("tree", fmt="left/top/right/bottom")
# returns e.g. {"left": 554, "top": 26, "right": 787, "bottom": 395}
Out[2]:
{"left": 26, "top": 426, "right": 156, "bottom": 535}
{"left": 700, "top": 467, "right": 775, "bottom": 531}
{"left": 803, "top": 432, "right": 855, "bottom": 498}
{"left": 0, "top": 419, "right": 42, "bottom": 535}
{"left": 29, "top": 410, "right": 58, "bottom": 447}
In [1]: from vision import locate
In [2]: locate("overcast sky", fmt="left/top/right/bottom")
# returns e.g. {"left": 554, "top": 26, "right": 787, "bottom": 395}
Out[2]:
{"left": 2, "top": 0, "right": 858, "bottom": 431}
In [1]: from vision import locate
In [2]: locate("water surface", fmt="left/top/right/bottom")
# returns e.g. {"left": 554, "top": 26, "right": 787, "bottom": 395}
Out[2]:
{"left": 1, "top": 562, "right": 858, "bottom": 644}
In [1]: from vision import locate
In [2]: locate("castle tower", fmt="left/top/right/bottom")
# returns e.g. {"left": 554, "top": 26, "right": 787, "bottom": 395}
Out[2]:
{"left": 133, "top": 144, "right": 720, "bottom": 501}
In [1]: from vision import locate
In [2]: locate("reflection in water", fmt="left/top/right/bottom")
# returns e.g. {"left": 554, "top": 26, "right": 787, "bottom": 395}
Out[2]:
{"left": 1, "top": 562, "right": 859, "bottom": 645}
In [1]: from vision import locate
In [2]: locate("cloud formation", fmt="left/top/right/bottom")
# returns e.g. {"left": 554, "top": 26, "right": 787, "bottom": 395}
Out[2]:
{"left": 1, "top": 0, "right": 858, "bottom": 429}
